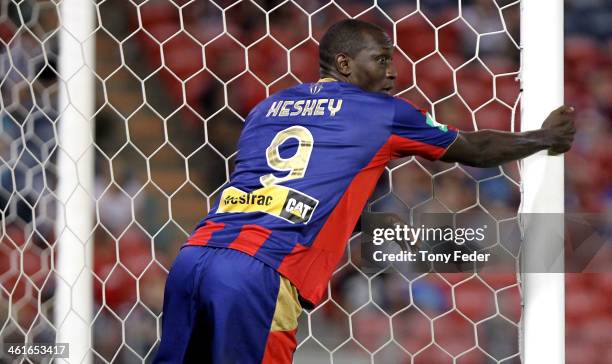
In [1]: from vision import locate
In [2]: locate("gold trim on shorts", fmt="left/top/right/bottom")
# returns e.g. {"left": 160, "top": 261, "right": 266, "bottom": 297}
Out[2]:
{"left": 270, "top": 276, "right": 302, "bottom": 332}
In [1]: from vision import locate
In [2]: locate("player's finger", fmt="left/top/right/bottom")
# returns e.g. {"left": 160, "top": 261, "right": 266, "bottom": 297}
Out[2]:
{"left": 552, "top": 105, "right": 571, "bottom": 115}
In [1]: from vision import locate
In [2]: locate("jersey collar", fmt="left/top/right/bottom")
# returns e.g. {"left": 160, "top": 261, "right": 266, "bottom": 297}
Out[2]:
{"left": 317, "top": 77, "right": 338, "bottom": 83}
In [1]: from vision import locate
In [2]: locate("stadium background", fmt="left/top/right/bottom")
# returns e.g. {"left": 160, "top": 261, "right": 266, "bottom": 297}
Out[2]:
{"left": 0, "top": 0, "right": 611, "bottom": 362}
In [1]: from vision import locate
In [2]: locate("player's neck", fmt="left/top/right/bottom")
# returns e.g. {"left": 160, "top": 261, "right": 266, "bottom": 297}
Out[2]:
{"left": 319, "top": 72, "right": 350, "bottom": 84}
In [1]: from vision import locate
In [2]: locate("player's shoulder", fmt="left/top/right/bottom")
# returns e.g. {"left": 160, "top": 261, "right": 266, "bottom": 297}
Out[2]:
{"left": 325, "top": 82, "right": 399, "bottom": 112}
{"left": 391, "top": 96, "right": 427, "bottom": 114}
{"left": 247, "top": 83, "right": 309, "bottom": 117}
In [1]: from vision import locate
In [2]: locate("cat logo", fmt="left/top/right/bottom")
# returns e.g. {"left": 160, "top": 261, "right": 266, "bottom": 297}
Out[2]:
{"left": 280, "top": 191, "right": 318, "bottom": 224}
{"left": 309, "top": 83, "right": 323, "bottom": 95}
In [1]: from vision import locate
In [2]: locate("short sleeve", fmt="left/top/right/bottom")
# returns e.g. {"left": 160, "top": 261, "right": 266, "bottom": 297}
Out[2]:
{"left": 390, "top": 97, "right": 459, "bottom": 160}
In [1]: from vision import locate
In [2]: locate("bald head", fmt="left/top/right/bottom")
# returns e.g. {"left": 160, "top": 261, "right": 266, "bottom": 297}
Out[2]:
{"left": 319, "top": 19, "right": 388, "bottom": 75}
{"left": 317, "top": 19, "right": 396, "bottom": 94}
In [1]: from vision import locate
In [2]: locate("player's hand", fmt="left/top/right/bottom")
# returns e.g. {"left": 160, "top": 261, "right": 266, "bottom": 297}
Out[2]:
{"left": 541, "top": 105, "right": 576, "bottom": 155}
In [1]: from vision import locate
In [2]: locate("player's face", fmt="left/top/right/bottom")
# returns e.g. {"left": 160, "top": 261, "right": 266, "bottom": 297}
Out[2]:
{"left": 349, "top": 31, "right": 397, "bottom": 95}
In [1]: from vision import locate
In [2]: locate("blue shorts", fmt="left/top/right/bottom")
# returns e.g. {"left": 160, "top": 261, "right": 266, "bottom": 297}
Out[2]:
{"left": 153, "top": 246, "right": 302, "bottom": 364}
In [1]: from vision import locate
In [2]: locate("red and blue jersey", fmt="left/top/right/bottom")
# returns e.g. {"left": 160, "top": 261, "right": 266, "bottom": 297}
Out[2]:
{"left": 186, "top": 81, "right": 458, "bottom": 305}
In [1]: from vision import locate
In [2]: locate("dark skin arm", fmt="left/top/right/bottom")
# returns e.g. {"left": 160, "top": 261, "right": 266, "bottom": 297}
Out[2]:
{"left": 364, "top": 106, "right": 576, "bottom": 252}
{"left": 440, "top": 105, "right": 577, "bottom": 167}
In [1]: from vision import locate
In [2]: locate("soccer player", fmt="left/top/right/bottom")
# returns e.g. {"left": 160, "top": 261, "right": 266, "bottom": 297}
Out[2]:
{"left": 153, "top": 19, "right": 575, "bottom": 363}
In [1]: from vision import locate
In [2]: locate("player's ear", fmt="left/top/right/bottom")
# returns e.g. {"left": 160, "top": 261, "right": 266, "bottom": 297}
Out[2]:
{"left": 336, "top": 53, "right": 351, "bottom": 76}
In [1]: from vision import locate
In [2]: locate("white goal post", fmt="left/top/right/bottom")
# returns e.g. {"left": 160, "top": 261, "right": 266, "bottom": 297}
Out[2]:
{"left": 54, "top": 0, "right": 96, "bottom": 363}
{"left": 520, "top": 1, "right": 565, "bottom": 363}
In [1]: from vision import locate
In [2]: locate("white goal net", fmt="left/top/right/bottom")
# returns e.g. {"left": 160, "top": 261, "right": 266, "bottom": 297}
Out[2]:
{"left": 0, "top": 0, "right": 526, "bottom": 363}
